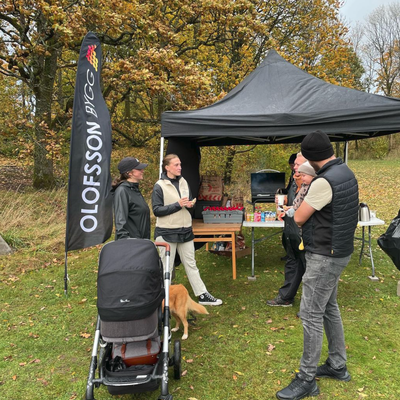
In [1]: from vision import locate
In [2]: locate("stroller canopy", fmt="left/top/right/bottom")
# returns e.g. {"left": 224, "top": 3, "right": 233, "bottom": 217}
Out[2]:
{"left": 97, "top": 239, "right": 164, "bottom": 322}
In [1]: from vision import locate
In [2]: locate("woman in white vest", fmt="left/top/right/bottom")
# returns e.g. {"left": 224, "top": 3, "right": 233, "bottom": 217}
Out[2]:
{"left": 152, "top": 154, "right": 222, "bottom": 306}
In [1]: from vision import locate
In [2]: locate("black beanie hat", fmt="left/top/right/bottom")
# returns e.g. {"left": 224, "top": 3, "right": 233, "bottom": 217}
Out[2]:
{"left": 301, "top": 130, "right": 334, "bottom": 161}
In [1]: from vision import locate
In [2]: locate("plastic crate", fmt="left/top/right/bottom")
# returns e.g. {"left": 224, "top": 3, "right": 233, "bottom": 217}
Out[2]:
{"left": 202, "top": 210, "right": 243, "bottom": 224}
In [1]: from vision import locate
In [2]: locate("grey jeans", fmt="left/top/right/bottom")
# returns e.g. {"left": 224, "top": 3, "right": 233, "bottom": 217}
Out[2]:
{"left": 298, "top": 252, "right": 351, "bottom": 381}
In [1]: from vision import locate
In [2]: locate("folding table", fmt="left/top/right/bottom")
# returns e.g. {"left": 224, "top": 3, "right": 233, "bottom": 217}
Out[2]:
{"left": 356, "top": 217, "right": 385, "bottom": 280}
{"left": 242, "top": 220, "right": 284, "bottom": 280}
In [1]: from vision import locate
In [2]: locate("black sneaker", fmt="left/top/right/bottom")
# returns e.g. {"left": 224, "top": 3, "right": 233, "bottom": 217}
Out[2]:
{"left": 316, "top": 361, "right": 351, "bottom": 382}
{"left": 276, "top": 374, "right": 319, "bottom": 400}
{"left": 267, "top": 295, "right": 293, "bottom": 307}
{"left": 198, "top": 292, "right": 222, "bottom": 306}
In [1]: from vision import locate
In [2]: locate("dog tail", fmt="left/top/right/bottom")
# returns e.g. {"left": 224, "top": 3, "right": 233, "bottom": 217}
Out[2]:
{"left": 188, "top": 298, "right": 209, "bottom": 315}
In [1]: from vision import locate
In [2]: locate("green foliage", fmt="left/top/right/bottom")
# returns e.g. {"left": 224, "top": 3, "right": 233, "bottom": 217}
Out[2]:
{"left": 0, "top": 231, "right": 26, "bottom": 249}
{"left": 199, "top": 144, "right": 299, "bottom": 199}
{"left": 349, "top": 137, "right": 391, "bottom": 160}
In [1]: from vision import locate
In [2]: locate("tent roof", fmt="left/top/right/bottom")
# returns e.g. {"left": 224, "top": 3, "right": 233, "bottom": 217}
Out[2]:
{"left": 161, "top": 50, "right": 400, "bottom": 146}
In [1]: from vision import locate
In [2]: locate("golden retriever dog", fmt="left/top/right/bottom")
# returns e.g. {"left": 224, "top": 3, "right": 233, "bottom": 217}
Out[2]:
{"left": 166, "top": 284, "right": 209, "bottom": 340}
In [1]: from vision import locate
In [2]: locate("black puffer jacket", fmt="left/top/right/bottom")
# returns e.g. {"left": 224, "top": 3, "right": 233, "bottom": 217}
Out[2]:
{"left": 112, "top": 181, "right": 150, "bottom": 240}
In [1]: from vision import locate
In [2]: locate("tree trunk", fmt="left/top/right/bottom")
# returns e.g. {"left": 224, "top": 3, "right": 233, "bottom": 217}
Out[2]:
{"left": 335, "top": 142, "right": 340, "bottom": 158}
{"left": 223, "top": 147, "right": 236, "bottom": 185}
{"left": 32, "top": 45, "right": 59, "bottom": 189}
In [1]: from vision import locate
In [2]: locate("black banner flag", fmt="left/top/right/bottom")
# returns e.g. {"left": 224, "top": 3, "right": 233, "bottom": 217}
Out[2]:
{"left": 65, "top": 32, "right": 113, "bottom": 253}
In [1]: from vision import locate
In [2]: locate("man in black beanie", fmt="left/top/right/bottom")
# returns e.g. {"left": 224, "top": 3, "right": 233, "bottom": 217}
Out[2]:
{"left": 277, "top": 130, "right": 359, "bottom": 400}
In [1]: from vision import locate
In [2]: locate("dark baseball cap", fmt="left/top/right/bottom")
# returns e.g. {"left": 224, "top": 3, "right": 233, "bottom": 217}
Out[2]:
{"left": 117, "top": 157, "right": 148, "bottom": 174}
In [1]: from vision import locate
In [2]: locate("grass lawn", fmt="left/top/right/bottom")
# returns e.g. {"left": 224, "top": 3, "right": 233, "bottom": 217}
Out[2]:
{"left": 1, "top": 159, "right": 400, "bottom": 400}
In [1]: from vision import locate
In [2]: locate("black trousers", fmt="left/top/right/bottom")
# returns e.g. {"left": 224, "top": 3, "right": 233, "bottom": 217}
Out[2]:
{"left": 278, "top": 253, "right": 306, "bottom": 302}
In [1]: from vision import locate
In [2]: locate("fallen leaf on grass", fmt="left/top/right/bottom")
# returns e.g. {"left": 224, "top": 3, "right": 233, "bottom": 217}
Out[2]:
{"left": 186, "top": 359, "right": 194, "bottom": 363}
{"left": 181, "top": 370, "right": 187, "bottom": 376}
{"left": 233, "top": 375, "right": 237, "bottom": 381}
{"left": 36, "top": 378, "right": 49, "bottom": 386}
{"left": 234, "top": 371, "right": 244, "bottom": 376}
{"left": 80, "top": 333, "right": 91, "bottom": 338}
{"left": 267, "top": 344, "right": 276, "bottom": 352}
{"left": 270, "top": 326, "right": 285, "bottom": 331}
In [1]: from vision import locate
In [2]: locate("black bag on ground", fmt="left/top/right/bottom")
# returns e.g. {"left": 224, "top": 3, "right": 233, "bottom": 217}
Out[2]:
{"left": 377, "top": 210, "right": 400, "bottom": 271}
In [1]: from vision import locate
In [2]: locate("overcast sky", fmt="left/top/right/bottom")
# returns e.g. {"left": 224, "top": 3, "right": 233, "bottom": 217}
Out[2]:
{"left": 340, "top": 0, "right": 400, "bottom": 25}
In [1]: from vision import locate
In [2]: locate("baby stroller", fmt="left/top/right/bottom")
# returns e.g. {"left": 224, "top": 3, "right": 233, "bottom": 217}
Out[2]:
{"left": 85, "top": 239, "right": 181, "bottom": 400}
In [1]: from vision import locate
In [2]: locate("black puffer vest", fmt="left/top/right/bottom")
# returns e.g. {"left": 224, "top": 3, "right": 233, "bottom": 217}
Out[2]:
{"left": 302, "top": 158, "right": 359, "bottom": 258}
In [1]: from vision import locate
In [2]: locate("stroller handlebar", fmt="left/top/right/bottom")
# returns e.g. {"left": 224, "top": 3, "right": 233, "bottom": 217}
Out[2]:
{"left": 155, "top": 241, "right": 170, "bottom": 254}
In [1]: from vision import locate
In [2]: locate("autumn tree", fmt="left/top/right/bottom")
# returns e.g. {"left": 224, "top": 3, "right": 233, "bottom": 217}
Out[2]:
{"left": 0, "top": 0, "right": 365, "bottom": 188}
{"left": 347, "top": 2, "right": 400, "bottom": 152}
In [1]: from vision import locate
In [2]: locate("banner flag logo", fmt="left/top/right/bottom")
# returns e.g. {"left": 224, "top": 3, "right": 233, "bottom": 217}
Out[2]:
{"left": 65, "top": 32, "right": 113, "bottom": 254}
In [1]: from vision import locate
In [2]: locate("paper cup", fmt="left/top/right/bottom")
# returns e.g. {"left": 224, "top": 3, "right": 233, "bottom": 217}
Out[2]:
{"left": 277, "top": 194, "right": 286, "bottom": 206}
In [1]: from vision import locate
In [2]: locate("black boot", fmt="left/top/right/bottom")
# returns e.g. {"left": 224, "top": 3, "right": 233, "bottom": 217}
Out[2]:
{"left": 316, "top": 361, "right": 351, "bottom": 382}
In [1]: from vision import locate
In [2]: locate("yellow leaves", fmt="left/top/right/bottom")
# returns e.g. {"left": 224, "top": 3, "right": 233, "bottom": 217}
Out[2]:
{"left": 80, "top": 332, "right": 91, "bottom": 339}
{"left": 233, "top": 370, "right": 244, "bottom": 381}
{"left": 29, "top": 332, "right": 39, "bottom": 339}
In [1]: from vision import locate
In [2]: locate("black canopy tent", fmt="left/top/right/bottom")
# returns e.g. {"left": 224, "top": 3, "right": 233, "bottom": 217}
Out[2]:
{"left": 161, "top": 49, "right": 400, "bottom": 147}
{"left": 159, "top": 49, "right": 400, "bottom": 199}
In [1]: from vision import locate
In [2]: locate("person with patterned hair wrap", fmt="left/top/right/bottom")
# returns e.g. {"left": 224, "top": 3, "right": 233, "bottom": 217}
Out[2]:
{"left": 276, "top": 130, "right": 359, "bottom": 400}
{"left": 267, "top": 152, "right": 307, "bottom": 307}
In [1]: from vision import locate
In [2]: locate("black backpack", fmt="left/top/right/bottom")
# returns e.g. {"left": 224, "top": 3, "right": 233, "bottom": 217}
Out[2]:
{"left": 377, "top": 210, "right": 400, "bottom": 271}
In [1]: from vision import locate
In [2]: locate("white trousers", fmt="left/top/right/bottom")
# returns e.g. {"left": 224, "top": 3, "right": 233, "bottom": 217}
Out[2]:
{"left": 156, "top": 236, "right": 207, "bottom": 297}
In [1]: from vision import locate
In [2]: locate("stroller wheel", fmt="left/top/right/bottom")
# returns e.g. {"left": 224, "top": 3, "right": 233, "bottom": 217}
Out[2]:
{"left": 173, "top": 339, "right": 181, "bottom": 380}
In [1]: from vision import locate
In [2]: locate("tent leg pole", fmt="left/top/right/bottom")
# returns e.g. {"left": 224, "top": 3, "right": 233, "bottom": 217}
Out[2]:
{"left": 159, "top": 137, "right": 165, "bottom": 178}
{"left": 344, "top": 141, "right": 349, "bottom": 164}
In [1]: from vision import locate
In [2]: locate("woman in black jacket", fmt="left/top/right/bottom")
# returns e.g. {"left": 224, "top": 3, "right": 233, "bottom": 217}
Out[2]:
{"left": 112, "top": 157, "right": 150, "bottom": 240}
